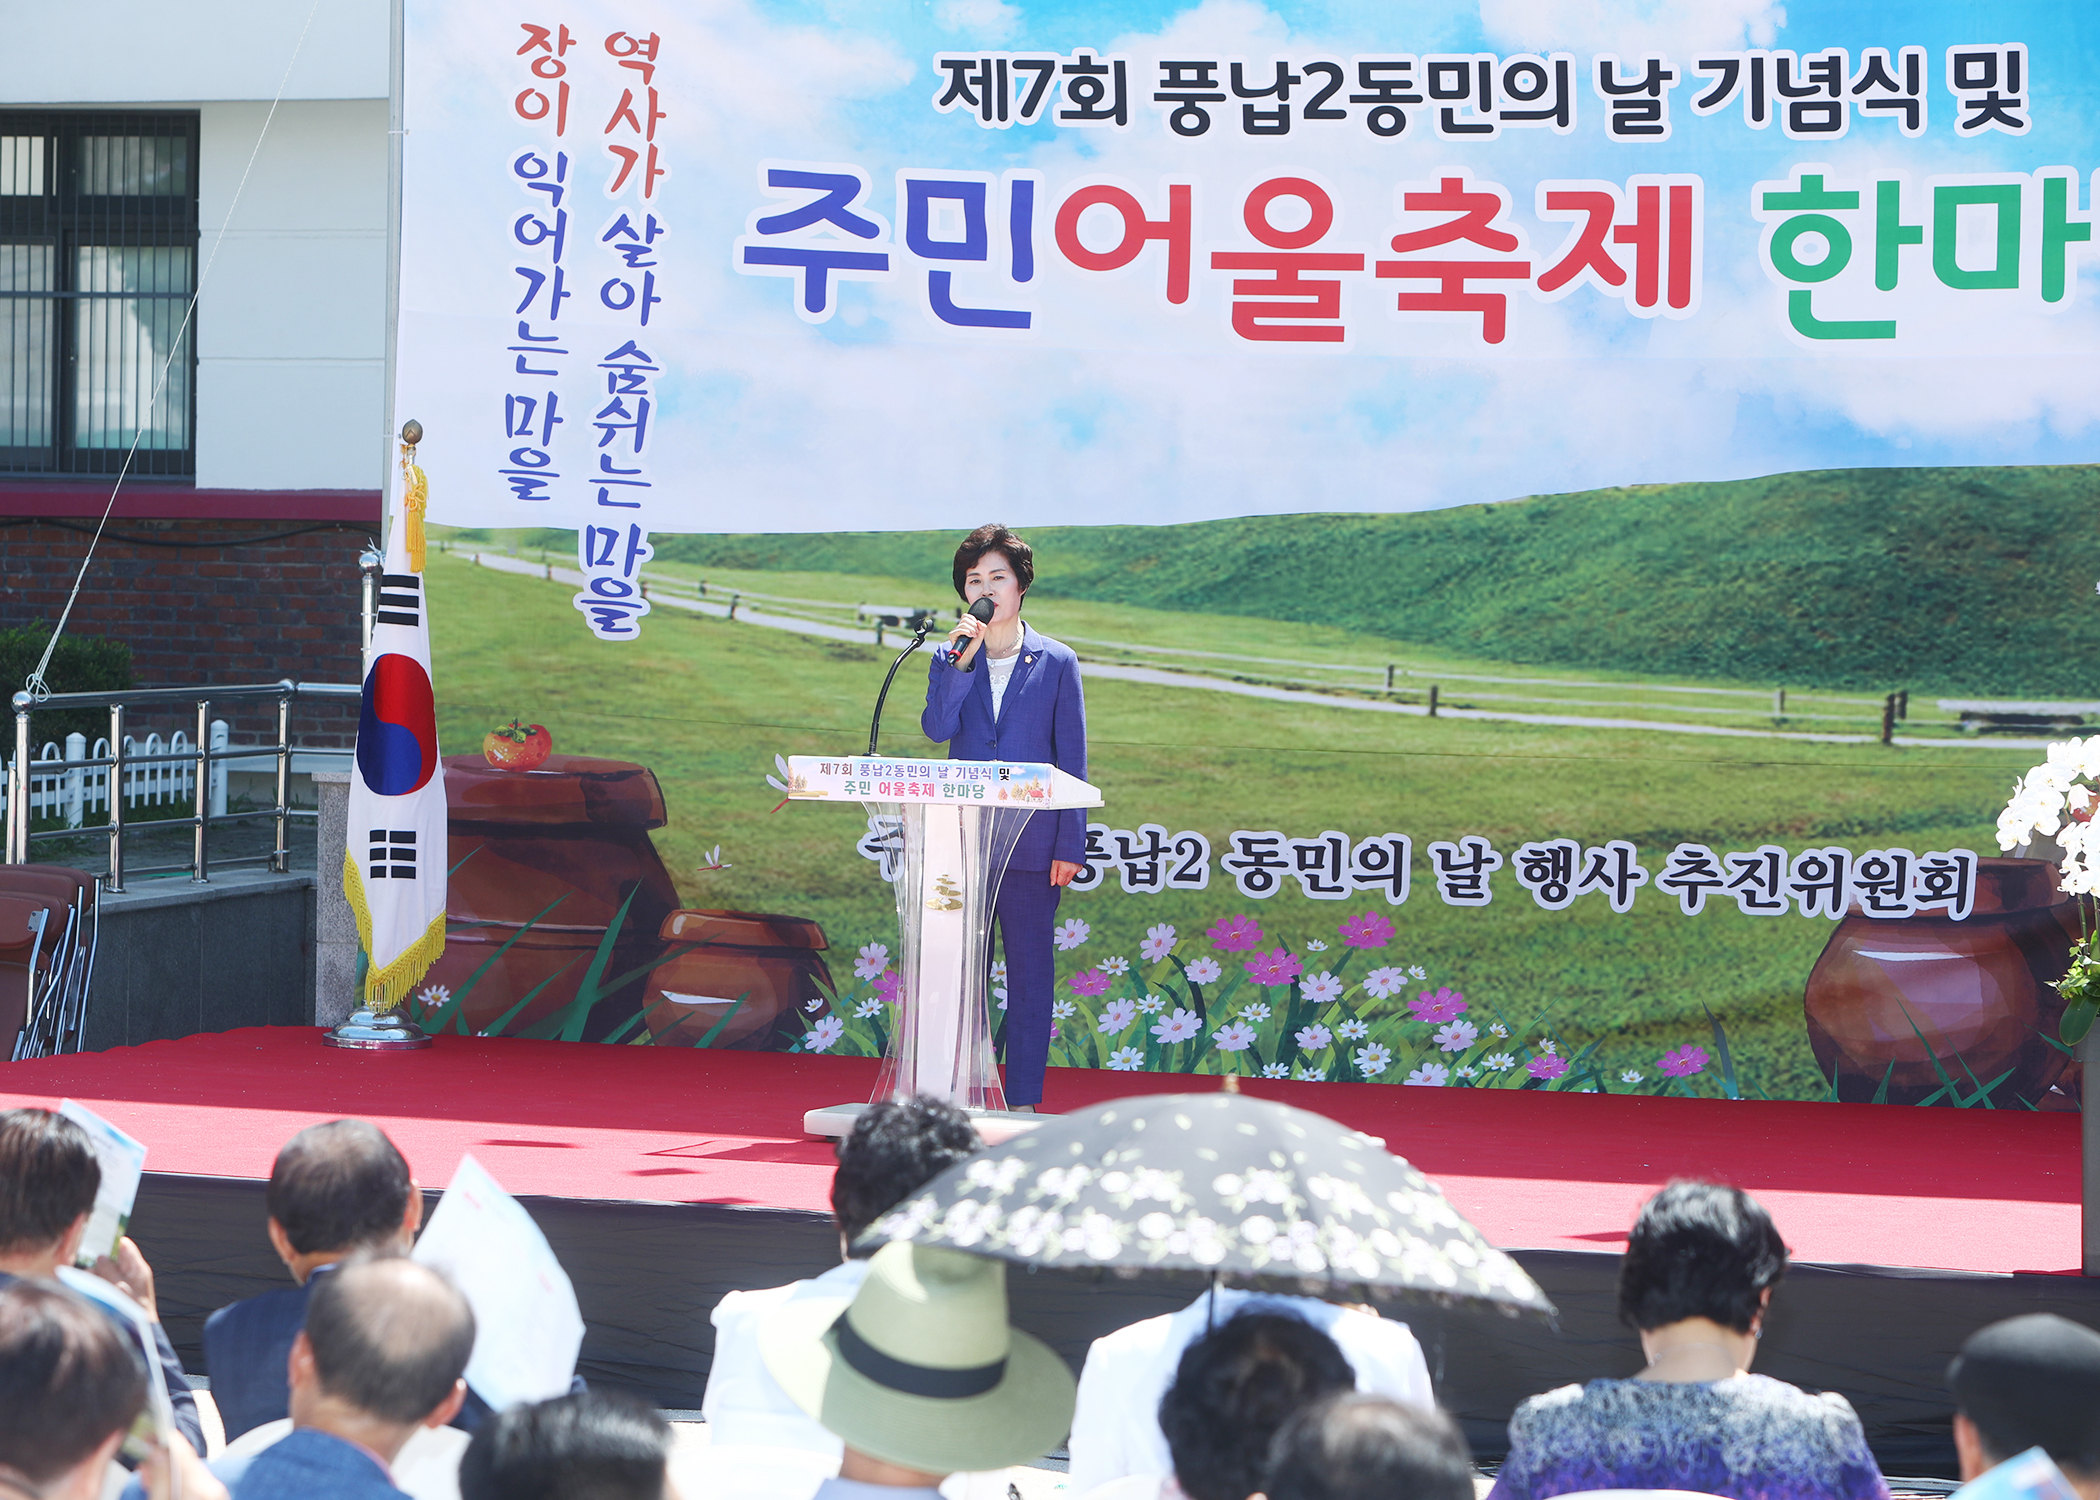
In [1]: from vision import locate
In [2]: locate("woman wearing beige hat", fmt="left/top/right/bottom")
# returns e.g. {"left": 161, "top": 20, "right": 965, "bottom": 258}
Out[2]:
{"left": 758, "top": 1240, "right": 1078, "bottom": 1495}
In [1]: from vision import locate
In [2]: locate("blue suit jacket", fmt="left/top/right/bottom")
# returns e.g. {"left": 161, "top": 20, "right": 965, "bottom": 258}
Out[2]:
{"left": 921, "top": 621, "right": 1088, "bottom": 871}
{"left": 215, "top": 1428, "right": 409, "bottom": 1500}
{"left": 204, "top": 1280, "right": 313, "bottom": 1443}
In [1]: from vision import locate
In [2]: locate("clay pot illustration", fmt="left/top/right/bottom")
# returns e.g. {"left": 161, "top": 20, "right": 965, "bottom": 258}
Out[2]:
{"left": 639, "top": 909, "right": 835, "bottom": 1049}
{"left": 1803, "top": 857, "right": 2080, "bottom": 1105}
{"left": 426, "top": 754, "right": 681, "bottom": 1040}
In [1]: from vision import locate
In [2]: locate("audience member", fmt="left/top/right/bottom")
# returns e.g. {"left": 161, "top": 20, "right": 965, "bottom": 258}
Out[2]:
{"left": 702, "top": 1096, "right": 981, "bottom": 1455}
{"left": 757, "top": 1239, "right": 1076, "bottom": 1497}
{"left": 1069, "top": 1288, "right": 1433, "bottom": 1494}
{"left": 212, "top": 1257, "right": 475, "bottom": 1500}
{"left": 205, "top": 1120, "right": 423, "bottom": 1441}
{"left": 1261, "top": 1394, "right": 1473, "bottom": 1500}
{"left": 459, "top": 1391, "right": 673, "bottom": 1500}
{"left": 1153, "top": 1312, "right": 1357, "bottom": 1500}
{"left": 0, "top": 1108, "right": 204, "bottom": 1455}
{"left": 1949, "top": 1314, "right": 2100, "bottom": 1499}
{"left": 1488, "top": 1180, "right": 1888, "bottom": 1500}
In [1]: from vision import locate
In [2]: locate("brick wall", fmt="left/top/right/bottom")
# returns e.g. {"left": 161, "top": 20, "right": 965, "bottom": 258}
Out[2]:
{"left": 0, "top": 518, "right": 370, "bottom": 747}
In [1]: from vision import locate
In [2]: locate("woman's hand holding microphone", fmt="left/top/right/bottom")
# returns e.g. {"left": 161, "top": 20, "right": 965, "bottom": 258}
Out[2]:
{"left": 945, "top": 596, "right": 998, "bottom": 671}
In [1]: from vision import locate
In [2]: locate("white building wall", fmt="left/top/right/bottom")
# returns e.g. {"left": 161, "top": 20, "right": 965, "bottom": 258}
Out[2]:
{"left": 0, "top": 0, "right": 390, "bottom": 493}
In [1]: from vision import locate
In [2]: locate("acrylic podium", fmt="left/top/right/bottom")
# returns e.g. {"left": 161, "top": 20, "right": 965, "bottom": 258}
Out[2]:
{"left": 782, "top": 754, "right": 1101, "bottom": 1141}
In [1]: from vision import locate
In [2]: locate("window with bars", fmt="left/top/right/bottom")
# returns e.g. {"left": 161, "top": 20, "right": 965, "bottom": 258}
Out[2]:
{"left": 0, "top": 112, "right": 199, "bottom": 478}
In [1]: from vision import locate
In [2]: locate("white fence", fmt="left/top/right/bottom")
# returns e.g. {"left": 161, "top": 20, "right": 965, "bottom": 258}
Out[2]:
{"left": 0, "top": 719, "right": 232, "bottom": 829}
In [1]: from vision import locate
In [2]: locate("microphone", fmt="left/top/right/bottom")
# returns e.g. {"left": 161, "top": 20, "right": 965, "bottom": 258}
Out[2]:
{"left": 956, "top": 595, "right": 997, "bottom": 672}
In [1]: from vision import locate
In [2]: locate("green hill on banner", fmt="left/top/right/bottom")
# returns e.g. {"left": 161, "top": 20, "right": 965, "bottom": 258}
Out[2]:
{"left": 537, "top": 463, "right": 2100, "bottom": 697}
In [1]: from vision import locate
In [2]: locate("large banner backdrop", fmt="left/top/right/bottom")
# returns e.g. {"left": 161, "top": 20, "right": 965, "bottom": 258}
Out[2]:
{"left": 396, "top": 0, "right": 2100, "bottom": 1109}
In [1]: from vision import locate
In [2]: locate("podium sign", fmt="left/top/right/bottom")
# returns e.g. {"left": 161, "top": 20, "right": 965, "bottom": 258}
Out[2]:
{"left": 785, "top": 755, "right": 1101, "bottom": 1122}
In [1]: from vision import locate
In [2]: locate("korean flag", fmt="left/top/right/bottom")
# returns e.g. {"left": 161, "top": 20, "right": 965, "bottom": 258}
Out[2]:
{"left": 343, "top": 464, "right": 447, "bottom": 1011}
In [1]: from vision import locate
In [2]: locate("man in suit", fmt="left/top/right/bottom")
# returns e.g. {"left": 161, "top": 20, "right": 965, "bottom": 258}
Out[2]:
{"left": 0, "top": 1108, "right": 205, "bottom": 1456}
{"left": 204, "top": 1120, "right": 422, "bottom": 1442}
{"left": 211, "top": 1257, "right": 473, "bottom": 1500}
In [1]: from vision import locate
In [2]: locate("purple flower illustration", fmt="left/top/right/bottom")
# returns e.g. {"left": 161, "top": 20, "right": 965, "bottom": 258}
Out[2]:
{"left": 1207, "top": 915, "right": 1266, "bottom": 951}
{"left": 1527, "top": 1054, "right": 1569, "bottom": 1081}
{"left": 1407, "top": 987, "right": 1467, "bottom": 1024}
{"left": 1068, "top": 968, "right": 1112, "bottom": 997}
{"left": 1244, "top": 948, "right": 1305, "bottom": 987}
{"left": 1338, "top": 911, "right": 1394, "bottom": 948}
{"left": 1658, "top": 1045, "right": 1708, "bottom": 1077}
{"left": 873, "top": 970, "right": 900, "bottom": 1003}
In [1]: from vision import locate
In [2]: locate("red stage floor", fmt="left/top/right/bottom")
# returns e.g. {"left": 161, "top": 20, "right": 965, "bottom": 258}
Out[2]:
{"left": 0, "top": 1027, "right": 2078, "bottom": 1274}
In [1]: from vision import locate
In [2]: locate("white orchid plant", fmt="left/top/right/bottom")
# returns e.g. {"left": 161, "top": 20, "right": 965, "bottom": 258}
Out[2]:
{"left": 1998, "top": 737, "right": 2100, "bottom": 1040}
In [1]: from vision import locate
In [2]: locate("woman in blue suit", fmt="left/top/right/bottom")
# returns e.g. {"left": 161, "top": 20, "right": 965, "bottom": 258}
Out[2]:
{"left": 922, "top": 523, "right": 1087, "bottom": 1112}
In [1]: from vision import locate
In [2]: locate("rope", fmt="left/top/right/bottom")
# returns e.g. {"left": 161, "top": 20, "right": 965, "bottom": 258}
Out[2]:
{"left": 22, "top": 0, "right": 327, "bottom": 703}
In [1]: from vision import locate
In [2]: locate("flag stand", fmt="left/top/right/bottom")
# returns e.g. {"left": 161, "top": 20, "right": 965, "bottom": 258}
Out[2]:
{"left": 323, "top": 1006, "right": 433, "bottom": 1051}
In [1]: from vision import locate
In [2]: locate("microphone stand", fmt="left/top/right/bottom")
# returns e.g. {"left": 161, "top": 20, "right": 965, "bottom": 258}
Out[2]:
{"left": 868, "top": 614, "right": 936, "bottom": 756}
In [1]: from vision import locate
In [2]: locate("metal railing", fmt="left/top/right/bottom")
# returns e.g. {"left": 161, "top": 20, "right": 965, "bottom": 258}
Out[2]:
{"left": 5, "top": 680, "right": 359, "bottom": 889}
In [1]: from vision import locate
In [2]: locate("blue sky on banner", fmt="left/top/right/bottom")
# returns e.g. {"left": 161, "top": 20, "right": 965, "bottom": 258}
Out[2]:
{"left": 403, "top": 0, "right": 2100, "bottom": 528}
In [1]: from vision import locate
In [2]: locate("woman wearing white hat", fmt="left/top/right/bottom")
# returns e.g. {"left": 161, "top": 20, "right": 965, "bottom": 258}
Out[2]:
{"left": 759, "top": 1240, "right": 1078, "bottom": 1494}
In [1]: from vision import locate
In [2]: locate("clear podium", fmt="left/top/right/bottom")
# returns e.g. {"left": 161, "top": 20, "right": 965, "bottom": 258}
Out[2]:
{"left": 783, "top": 754, "right": 1101, "bottom": 1139}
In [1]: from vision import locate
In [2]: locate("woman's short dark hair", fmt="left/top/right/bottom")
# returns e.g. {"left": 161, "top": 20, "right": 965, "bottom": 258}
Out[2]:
{"left": 460, "top": 1391, "right": 671, "bottom": 1500}
{"left": 832, "top": 1095, "right": 981, "bottom": 1249}
{"left": 1159, "top": 1311, "right": 1357, "bottom": 1500}
{"left": 951, "top": 524, "right": 1034, "bottom": 601}
{"left": 1617, "top": 1180, "right": 1788, "bottom": 1334}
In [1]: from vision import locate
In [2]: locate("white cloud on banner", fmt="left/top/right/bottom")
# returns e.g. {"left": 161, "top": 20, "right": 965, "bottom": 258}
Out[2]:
{"left": 935, "top": 0, "right": 1024, "bottom": 43}
{"left": 1478, "top": 0, "right": 1786, "bottom": 56}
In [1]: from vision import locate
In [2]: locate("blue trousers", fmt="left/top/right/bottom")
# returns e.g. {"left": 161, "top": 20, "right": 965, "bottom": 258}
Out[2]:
{"left": 994, "top": 870, "right": 1062, "bottom": 1107}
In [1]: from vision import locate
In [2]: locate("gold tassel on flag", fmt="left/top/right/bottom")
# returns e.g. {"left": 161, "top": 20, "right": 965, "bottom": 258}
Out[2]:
{"left": 401, "top": 419, "right": 429, "bottom": 573}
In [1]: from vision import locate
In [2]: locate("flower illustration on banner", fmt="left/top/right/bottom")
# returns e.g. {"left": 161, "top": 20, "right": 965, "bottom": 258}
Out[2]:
{"left": 1300, "top": 971, "right": 1343, "bottom": 1005}
{"left": 1245, "top": 948, "right": 1304, "bottom": 986}
{"left": 1408, "top": 965, "right": 1429, "bottom": 980}
{"left": 1053, "top": 918, "right": 1091, "bottom": 950}
{"left": 1052, "top": 1000, "right": 1077, "bottom": 1021}
{"left": 1068, "top": 969, "right": 1111, "bottom": 997}
{"left": 1339, "top": 911, "right": 1394, "bottom": 948}
{"left": 1296, "top": 1067, "right": 1328, "bottom": 1081}
{"left": 1337, "top": 1018, "right": 1370, "bottom": 1041}
{"left": 1362, "top": 966, "right": 1406, "bottom": 1000}
{"left": 806, "top": 999, "right": 824, "bottom": 1013}
{"left": 1107, "top": 1045, "right": 1146, "bottom": 1071}
{"left": 991, "top": 960, "right": 1007, "bottom": 985}
{"left": 1659, "top": 1045, "right": 1709, "bottom": 1077}
{"left": 1153, "top": 1007, "right": 1202, "bottom": 1044}
{"left": 1405, "top": 1062, "right": 1451, "bottom": 1087}
{"left": 1305, "top": 938, "right": 1328, "bottom": 951}
{"left": 806, "top": 1016, "right": 846, "bottom": 1052}
{"left": 853, "top": 943, "right": 890, "bottom": 980}
{"left": 1489, "top": 1022, "right": 1510, "bottom": 1039}
{"left": 1213, "top": 1020, "right": 1259, "bottom": 1052}
{"left": 1138, "top": 994, "right": 1166, "bottom": 1014}
{"left": 1409, "top": 987, "right": 1467, "bottom": 1023}
{"left": 1456, "top": 1066, "right": 1477, "bottom": 1079}
{"left": 1140, "top": 924, "right": 1178, "bottom": 962}
{"left": 1528, "top": 1055, "right": 1570, "bottom": 1081}
{"left": 417, "top": 984, "right": 451, "bottom": 1008}
{"left": 1262, "top": 1063, "right": 1290, "bottom": 1078}
{"left": 1483, "top": 1052, "right": 1516, "bottom": 1072}
{"left": 1537, "top": 1037, "right": 1558, "bottom": 1054}
{"left": 1621, "top": 1069, "right": 1646, "bottom": 1084}
{"left": 1099, "top": 998, "right": 1138, "bottom": 1034}
{"left": 1207, "top": 915, "right": 1265, "bottom": 951}
{"left": 1184, "top": 957, "right": 1223, "bottom": 985}
{"left": 1434, "top": 1020, "right": 1479, "bottom": 1053}
{"left": 854, "top": 999, "right": 883, "bottom": 1019}
{"left": 1355, "top": 1043, "right": 1393, "bottom": 1077}
{"left": 1295, "top": 1023, "right": 1333, "bottom": 1051}
{"left": 1100, "top": 956, "right": 1131, "bottom": 976}
{"left": 1240, "top": 1002, "right": 1272, "bottom": 1023}
{"left": 874, "top": 970, "right": 901, "bottom": 1002}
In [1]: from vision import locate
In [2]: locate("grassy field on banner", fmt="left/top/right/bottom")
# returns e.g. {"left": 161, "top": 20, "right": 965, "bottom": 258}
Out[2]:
{"left": 425, "top": 550, "right": 2036, "bottom": 1102}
